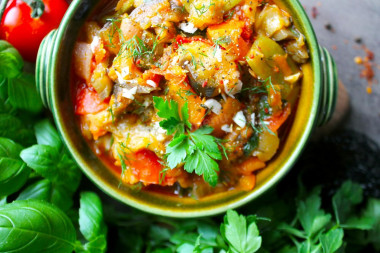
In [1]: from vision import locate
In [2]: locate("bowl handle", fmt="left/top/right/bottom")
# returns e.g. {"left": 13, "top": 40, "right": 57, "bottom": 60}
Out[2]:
{"left": 36, "top": 29, "right": 58, "bottom": 111}
{"left": 317, "top": 46, "right": 339, "bottom": 126}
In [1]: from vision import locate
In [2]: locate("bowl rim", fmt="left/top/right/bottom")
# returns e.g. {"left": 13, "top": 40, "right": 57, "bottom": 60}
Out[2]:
{"left": 49, "top": 0, "right": 321, "bottom": 217}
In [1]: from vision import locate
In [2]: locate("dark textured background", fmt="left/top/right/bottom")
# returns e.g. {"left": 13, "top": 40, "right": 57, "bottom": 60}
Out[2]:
{"left": 300, "top": 0, "right": 380, "bottom": 144}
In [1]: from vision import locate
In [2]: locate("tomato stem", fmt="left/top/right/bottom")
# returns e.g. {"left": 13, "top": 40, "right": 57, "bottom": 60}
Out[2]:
{"left": 22, "top": 0, "right": 45, "bottom": 18}
{"left": 0, "top": 0, "right": 9, "bottom": 24}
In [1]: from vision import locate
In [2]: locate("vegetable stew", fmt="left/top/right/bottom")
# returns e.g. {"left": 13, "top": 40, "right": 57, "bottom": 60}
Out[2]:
{"left": 73, "top": 0, "right": 309, "bottom": 198}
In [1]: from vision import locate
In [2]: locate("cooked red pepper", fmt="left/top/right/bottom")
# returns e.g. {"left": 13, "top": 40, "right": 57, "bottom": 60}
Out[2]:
{"left": 75, "top": 84, "right": 109, "bottom": 115}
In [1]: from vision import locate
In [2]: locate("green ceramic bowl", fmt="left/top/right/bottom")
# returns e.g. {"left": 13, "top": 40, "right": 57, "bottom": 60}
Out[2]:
{"left": 36, "top": 0, "right": 338, "bottom": 217}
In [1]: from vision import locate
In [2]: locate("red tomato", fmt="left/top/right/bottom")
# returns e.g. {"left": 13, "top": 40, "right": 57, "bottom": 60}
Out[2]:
{"left": 0, "top": 0, "right": 68, "bottom": 62}
{"left": 75, "top": 84, "right": 109, "bottom": 115}
{"left": 131, "top": 149, "right": 164, "bottom": 185}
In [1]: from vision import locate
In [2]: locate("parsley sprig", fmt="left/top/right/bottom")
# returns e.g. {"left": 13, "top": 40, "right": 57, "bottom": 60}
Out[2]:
{"left": 153, "top": 97, "right": 223, "bottom": 186}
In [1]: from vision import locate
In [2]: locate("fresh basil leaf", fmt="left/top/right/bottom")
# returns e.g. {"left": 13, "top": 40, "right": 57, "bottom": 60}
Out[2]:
{"left": 0, "top": 199, "right": 76, "bottom": 253}
{"left": 0, "top": 77, "right": 8, "bottom": 101}
{"left": 0, "top": 137, "right": 23, "bottom": 158}
{"left": 20, "top": 144, "right": 59, "bottom": 172}
{"left": 0, "top": 113, "right": 35, "bottom": 146}
{"left": 34, "top": 119, "right": 62, "bottom": 150}
{"left": 17, "top": 179, "right": 51, "bottom": 200}
{"left": 332, "top": 181, "right": 363, "bottom": 225}
{"left": 20, "top": 145, "right": 81, "bottom": 194}
{"left": 220, "top": 210, "right": 262, "bottom": 253}
{"left": 17, "top": 178, "right": 75, "bottom": 211}
{"left": 0, "top": 138, "right": 30, "bottom": 197}
{"left": 0, "top": 158, "right": 30, "bottom": 197}
{"left": 297, "top": 189, "right": 331, "bottom": 237}
{"left": 0, "top": 196, "right": 6, "bottom": 205}
{"left": 0, "top": 40, "right": 23, "bottom": 79}
{"left": 76, "top": 235, "right": 107, "bottom": 253}
{"left": 320, "top": 228, "right": 343, "bottom": 253}
{"left": 8, "top": 73, "right": 43, "bottom": 113}
{"left": 79, "top": 192, "right": 107, "bottom": 242}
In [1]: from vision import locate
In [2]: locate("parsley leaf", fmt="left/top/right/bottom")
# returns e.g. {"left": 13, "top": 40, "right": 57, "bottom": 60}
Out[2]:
{"left": 153, "top": 96, "right": 184, "bottom": 136}
{"left": 332, "top": 181, "right": 363, "bottom": 226}
{"left": 153, "top": 97, "right": 223, "bottom": 186}
{"left": 184, "top": 148, "right": 219, "bottom": 187}
{"left": 220, "top": 210, "right": 262, "bottom": 253}
{"left": 166, "top": 134, "right": 192, "bottom": 169}
{"left": 319, "top": 228, "right": 344, "bottom": 253}
{"left": 189, "top": 127, "right": 222, "bottom": 160}
{"left": 297, "top": 188, "right": 332, "bottom": 237}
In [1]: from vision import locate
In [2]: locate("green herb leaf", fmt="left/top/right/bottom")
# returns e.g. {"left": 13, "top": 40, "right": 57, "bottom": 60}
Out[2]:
{"left": 0, "top": 40, "right": 23, "bottom": 79}
{"left": 0, "top": 158, "right": 30, "bottom": 197}
{"left": 319, "top": 228, "right": 344, "bottom": 253}
{"left": 332, "top": 181, "right": 363, "bottom": 226}
{"left": 220, "top": 210, "right": 262, "bottom": 253}
{"left": 16, "top": 179, "right": 74, "bottom": 212}
{"left": 0, "top": 113, "right": 35, "bottom": 146}
{"left": 34, "top": 119, "right": 62, "bottom": 150}
{"left": 166, "top": 134, "right": 192, "bottom": 169}
{"left": 0, "top": 138, "right": 30, "bottom": 197}
{"left": 0, "top": 137, "right": 23, "bottom": 159}
{"left": 297, "top": 189, "right": 332, "bottom": 237}
{"left": 189, "top": 127, "right": 222, "bottom": 160}
{"left": 79, "top": 192, "right": 107, "bottom": 242}
{"left": 154, "top": 97, "right": 223, "bottom": 186}
{"left": 76, "top": 235, "right": 107, "bottom": 253}
{"left": 185, "top": 149, "right": 219, "bottom": 187}
{"left": 153, "top": 96, "right": 184, "bottom": 136}
{"left": 8, "top": 73, "right": 43, "bottom": 113}
{"left": 0, "top": 200, "right": 76, "bottom": 253}
{"left": 362, "top": 198, "right": 380, "bottom": 250}
{"left": 20, "top": 145, "right": 81, "bottom": 194}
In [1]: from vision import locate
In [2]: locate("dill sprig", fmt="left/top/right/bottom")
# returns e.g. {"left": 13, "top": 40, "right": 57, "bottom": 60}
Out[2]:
{"left": 212, "top": 36, "right": 231, "bottom": 56}
{"left": 193, "top": 2, "right": 215, "bottom": 16}
{"left": 243, "top": 76, "right": 279, "bottom": 95}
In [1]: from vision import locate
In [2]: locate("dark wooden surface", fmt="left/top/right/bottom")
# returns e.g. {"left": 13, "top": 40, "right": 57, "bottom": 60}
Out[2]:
{"left": 300, "top": 0, "right": 380, "bottom": 144}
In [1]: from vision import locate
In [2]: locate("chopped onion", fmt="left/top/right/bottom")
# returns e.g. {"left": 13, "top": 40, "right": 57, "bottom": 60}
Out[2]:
{"left": 115, "top": 70, "right": 125, "bottom": 85}
{"left": 233, "top": 111, "right": 246, "bottom": 128}
{"left": 121, "top": 86, "right": 138, "bottom": 100}
{"left": 215, "top": 46, "right": 222, "bottom": 62}
{"left": 90, "top": 36, "right": 101, "bottom": 53}
{"left": 179, "top": 22, "right": 198, "bottom": 34}
{"left": 146, "top": 79, "right": 157, "bottom": 87}
{"left": 121, "top": 66, "right": 130, "bottom": 77}
{"left": 224, "top": 79, "right": 243, "bottom": 98}
{"left": 250, "top": 113, "right": 256, "bottom": 127}
{"left": 284, "top": 72, "right": 302, "bottom": 83}
{"left": 221, "top": 124, "right": 232, "bottom": 133}
{"left": 204, "top": 99, "right": 222, "bottom": 115}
